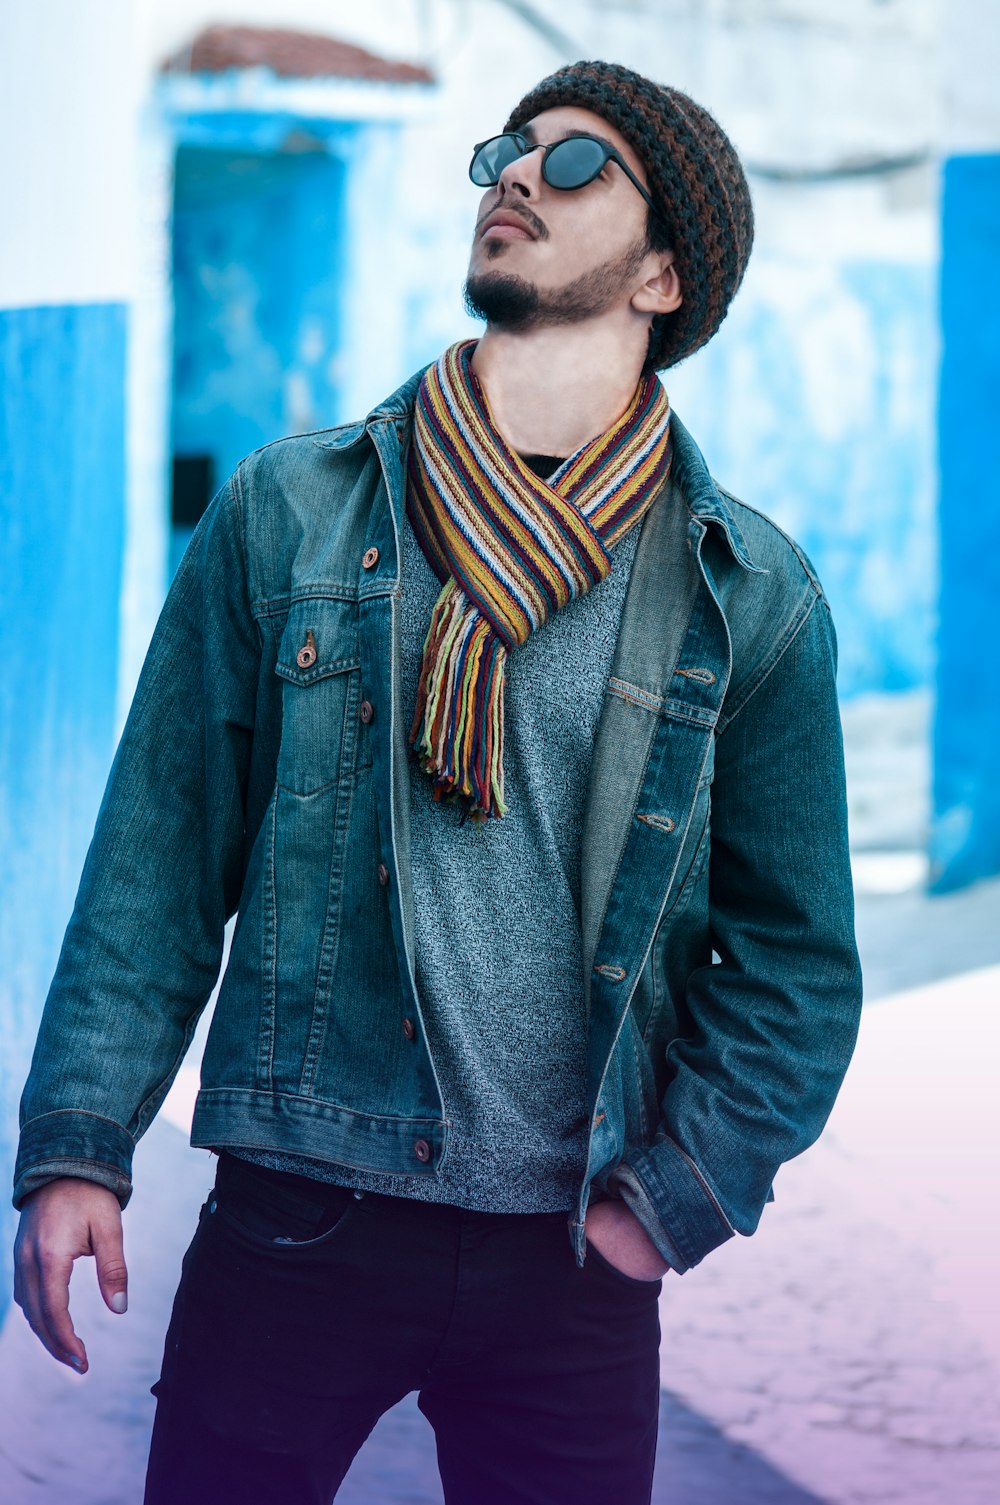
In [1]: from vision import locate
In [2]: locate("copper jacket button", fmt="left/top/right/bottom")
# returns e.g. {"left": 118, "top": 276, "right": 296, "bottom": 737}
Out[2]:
{"left": 359, "top": 700, "right": 374, "bottom": 724}
{"left": 377, "top": 863, "right": 389, "bottom": 887}
{"left": 296, "top": 629, "right": 317, "bottom": 669}
{"left": 402, "top": 1017, "right": 416, "bottom": 1040}
{"left": 362, "top": 546, "right": 379, "bottom": 570}
{"left": 414, "top": 1138, "right": 431, "bottom": 1162}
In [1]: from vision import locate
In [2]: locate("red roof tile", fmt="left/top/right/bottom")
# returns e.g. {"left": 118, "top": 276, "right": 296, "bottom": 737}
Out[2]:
{"left": 160, "top": 24, "right": 434, "bottom": 85}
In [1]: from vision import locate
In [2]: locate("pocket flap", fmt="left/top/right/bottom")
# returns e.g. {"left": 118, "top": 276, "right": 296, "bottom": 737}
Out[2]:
{"left": 275, "top": 599, "right": 361, "bottom": 686}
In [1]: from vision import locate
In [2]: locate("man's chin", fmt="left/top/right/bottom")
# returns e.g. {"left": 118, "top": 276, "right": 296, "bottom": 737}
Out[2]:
{"left": 463, "top": 271, "right": 541, "bottom": 332}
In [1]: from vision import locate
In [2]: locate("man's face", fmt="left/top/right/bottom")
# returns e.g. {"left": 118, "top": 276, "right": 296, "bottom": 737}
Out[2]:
{"left": 464, "top": 105, "right": 665, "bottom": 332}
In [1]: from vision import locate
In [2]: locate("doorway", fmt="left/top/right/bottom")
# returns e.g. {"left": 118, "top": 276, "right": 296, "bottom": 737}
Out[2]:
{"left": 169, "top": 138, "right": 348, "bottom": 572}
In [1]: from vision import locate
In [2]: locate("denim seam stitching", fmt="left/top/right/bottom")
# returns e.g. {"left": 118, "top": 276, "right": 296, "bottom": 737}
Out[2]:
{"left": 628, "top": 1012, "right": 652, "bottom": 1142}
{"left": 253, "top": 588, "right": 364, "bottom": 617}
{"left": 647, "top": 813, "right": 711, "bottom": 974}
{"left": 134, "top": 1002, "right": 207, "bottom": 1137}
{"left": 24, "top": 1156, "right": 129, "bottom": 1177}
{"left": 673, "top": 1140, "right": 736, "bottom": 1237}
{"left": 274, "top": 657, "right": 361, "bottom": 685}
{"left": 717, "top": 588, "right": 820, "bottom": 735}
{"left": 716, "top": 485, "right": 825, "bottom": 594}
{"left": 231, "top": 462, "right": 253, "bottom": 613}
{"left": 587, "top": 720, "right": 659, "bottom": 977}
{"left": 607, "top": 678, "right": 718, "bottom": 727}
{"left": 588, "top": 696, "right": 715, "bottom": 1024}
{"left": 259, "top": 793, "right": 279, "bottom": 1086}
{"left": 19, "top": 1108, "right": 135, "bottom": 1140}
{"left": 299, "top": 724, "right": 357, "bottom": 1096}
{"left": 194, "top": 1087, "right": 452, "bottom": 1128}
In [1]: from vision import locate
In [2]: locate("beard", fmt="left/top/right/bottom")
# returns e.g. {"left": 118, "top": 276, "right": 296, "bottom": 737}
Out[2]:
{"left": 463, "top": 233, "right": 651, "bottom": 332}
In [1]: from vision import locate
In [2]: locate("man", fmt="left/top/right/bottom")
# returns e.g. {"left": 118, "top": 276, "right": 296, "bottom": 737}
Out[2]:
{"left": 12, "top": 60, "right": 862, "bottom": 1505}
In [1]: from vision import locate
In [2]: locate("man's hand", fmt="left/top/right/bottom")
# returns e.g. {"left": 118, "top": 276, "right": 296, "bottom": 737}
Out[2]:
{"left": 584, "top": 1198, "right": 670, "bottom": 1280}
{"left": 13, "top": 1178, "right": 128, "bottom": 1374}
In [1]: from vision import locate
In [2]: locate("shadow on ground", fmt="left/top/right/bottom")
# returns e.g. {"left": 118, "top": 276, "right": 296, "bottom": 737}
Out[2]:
{"left": 337, "top": 1389, "right": 830, "bottom": 1505}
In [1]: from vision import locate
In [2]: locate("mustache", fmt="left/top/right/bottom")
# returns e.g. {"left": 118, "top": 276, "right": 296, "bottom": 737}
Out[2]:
{"left": 475, "top": 199, "right": 548, "bottom": 240}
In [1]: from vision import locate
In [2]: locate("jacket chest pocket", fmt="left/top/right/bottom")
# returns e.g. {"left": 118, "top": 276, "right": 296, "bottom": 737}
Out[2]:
{"left": 274, "top": 599, "right": 372, "bottom": 796}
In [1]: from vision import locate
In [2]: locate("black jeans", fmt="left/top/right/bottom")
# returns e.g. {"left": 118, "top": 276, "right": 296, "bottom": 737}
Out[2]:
{"left": 144, "top": 1151, "right": 663, "bottom": 1505}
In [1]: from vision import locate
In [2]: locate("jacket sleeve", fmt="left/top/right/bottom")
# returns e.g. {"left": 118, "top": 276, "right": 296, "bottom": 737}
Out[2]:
{"left": 611, "top": 592, "right": 863, "bottom": 1271}
{"left": 13, "top": 468, "right": 260, "bottom": 1211}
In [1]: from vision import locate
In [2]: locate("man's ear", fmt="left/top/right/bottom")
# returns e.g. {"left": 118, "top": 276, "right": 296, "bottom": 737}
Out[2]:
{"left": 632, "top": 253, "right": 682, "bottom": 317}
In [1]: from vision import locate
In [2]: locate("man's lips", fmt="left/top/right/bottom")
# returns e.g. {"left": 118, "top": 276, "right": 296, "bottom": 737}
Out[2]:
{"left": 479, "top": 209, "right": 537, "bottom": 241}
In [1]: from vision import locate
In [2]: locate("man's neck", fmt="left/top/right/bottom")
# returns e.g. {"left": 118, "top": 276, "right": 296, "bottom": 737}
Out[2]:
{"left": 470, "top": 321, "right": 649, "bottom": 458}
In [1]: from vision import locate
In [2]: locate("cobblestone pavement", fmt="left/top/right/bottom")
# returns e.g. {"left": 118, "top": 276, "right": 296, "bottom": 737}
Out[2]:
{"left": 2, "top": 692, "right": 998, "bottom": 1504}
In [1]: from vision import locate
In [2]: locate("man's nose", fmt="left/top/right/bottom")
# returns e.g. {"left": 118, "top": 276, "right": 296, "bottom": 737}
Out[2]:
{"left": 496, "top": 143, "right": 543, "bottom": 198}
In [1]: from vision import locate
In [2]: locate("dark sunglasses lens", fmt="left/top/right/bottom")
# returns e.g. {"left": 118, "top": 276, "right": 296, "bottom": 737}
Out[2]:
{"left": 470, "top": 135, "right": 524, "bottom": 186}
{"left": 544, "top": 137, "right": 607, "bottom": 189}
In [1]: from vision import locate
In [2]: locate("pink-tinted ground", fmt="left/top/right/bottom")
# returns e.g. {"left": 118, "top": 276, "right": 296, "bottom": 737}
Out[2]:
{"left": 1, "top": 939, "right": 997, "bottom": 1505}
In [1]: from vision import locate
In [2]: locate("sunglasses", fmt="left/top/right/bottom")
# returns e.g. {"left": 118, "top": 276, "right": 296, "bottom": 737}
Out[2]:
{"left": 469, "top": 131, "right": 659, "bottom": 216}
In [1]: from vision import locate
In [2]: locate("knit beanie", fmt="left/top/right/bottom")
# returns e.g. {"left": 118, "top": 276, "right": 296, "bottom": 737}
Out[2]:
{"left": 504, "top": 60, "right": 754, "bottom": 369}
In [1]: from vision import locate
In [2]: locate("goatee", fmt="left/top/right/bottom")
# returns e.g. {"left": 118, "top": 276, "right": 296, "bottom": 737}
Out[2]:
{"left": 463, "top": 234, "right": 651, "bottom": 332}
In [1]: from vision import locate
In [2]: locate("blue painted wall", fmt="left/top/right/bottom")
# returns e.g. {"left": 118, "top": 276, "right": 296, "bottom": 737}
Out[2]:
{"left": 931, "top": 154, "right": 1000, "bottom": 891}
{"left": 0, "top": 302, "right": 127, "bottom": 1313}
{"left": 669, "top": 258, "right": 938, "bottom": 703}
{"left": 171, "top": 142, "right": 347, "bottom": 508}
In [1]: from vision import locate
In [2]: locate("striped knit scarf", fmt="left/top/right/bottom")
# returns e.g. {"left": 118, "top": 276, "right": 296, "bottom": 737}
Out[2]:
{"left": 406, "top": 340, "right": 672, "bottom": 821}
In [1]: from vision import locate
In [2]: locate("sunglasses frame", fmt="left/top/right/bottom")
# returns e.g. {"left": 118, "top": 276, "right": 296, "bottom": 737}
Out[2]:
{"left": 469, "top": 131, "right": 659, "bottom": 217}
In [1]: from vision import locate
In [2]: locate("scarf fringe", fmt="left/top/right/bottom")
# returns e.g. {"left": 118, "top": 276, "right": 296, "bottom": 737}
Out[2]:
{"left": 410, "top": 582, "right": 507, "bottom": 820}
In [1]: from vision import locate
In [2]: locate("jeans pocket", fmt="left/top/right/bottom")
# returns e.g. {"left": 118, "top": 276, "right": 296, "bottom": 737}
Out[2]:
{"left": 584, "top": 1237, "right": 664, "bottom": 1292}
{"left": 211, "top": 1155, "right": 360, "bottom": 1251}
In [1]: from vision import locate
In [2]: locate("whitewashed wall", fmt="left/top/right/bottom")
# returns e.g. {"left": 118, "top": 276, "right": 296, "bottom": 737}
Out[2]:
{"left": 0, "top": 3, "right": 140, "bottom": 309}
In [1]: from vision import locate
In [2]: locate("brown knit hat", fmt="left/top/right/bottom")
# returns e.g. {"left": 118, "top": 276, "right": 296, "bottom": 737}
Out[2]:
{"left": 504, "top": 60, "right": 754, "bottom": 369}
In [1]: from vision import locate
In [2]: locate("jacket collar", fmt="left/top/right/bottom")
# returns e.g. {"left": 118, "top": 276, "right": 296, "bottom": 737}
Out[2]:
{"left": 667, "top": 413, "right": 761, "bottom": 572}
{"left": 312, "top": 367, "right": 425, "bottom": 454}
{"left": 315, "top": 365, "right": 760, "bottom": 572}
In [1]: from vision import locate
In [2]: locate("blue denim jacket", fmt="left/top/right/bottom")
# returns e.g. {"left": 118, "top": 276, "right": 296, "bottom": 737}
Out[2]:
{"left": 14, "top": 368, "right": 862, "bottom": 1270}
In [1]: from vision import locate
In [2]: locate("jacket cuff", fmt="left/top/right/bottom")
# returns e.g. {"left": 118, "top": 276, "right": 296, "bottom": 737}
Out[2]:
{"left": 608, "top": 1163, "right": 690, "bottom": 1273}
{"left": 13, "top": 1111, "right": 135, "bottom": 1211}
{"left": 616, "top": 1137, "right": 735, "bottom": 1271}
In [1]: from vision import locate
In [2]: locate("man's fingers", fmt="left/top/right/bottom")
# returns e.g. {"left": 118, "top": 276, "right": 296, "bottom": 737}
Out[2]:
{"left": 34, "top": 1246, "right": 87, "bottom": 1370}
{"left": 13, "top": 1178, "right": 126, "bottom": 1373}
{"left": 92, "top": 1221, "right": 129, "bottom": 1315}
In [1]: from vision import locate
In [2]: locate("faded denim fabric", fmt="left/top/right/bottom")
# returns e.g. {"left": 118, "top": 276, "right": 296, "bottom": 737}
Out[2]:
{"left": 14, "top": 368, "right": 862, "bottom": 1272}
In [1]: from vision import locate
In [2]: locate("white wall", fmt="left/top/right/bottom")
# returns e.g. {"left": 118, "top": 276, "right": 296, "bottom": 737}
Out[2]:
{"left": 0, "top": 0, "right": 140, "bottom": 309}
{"left": 940, "top": 0, "right": 1000, "bottom": 148}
